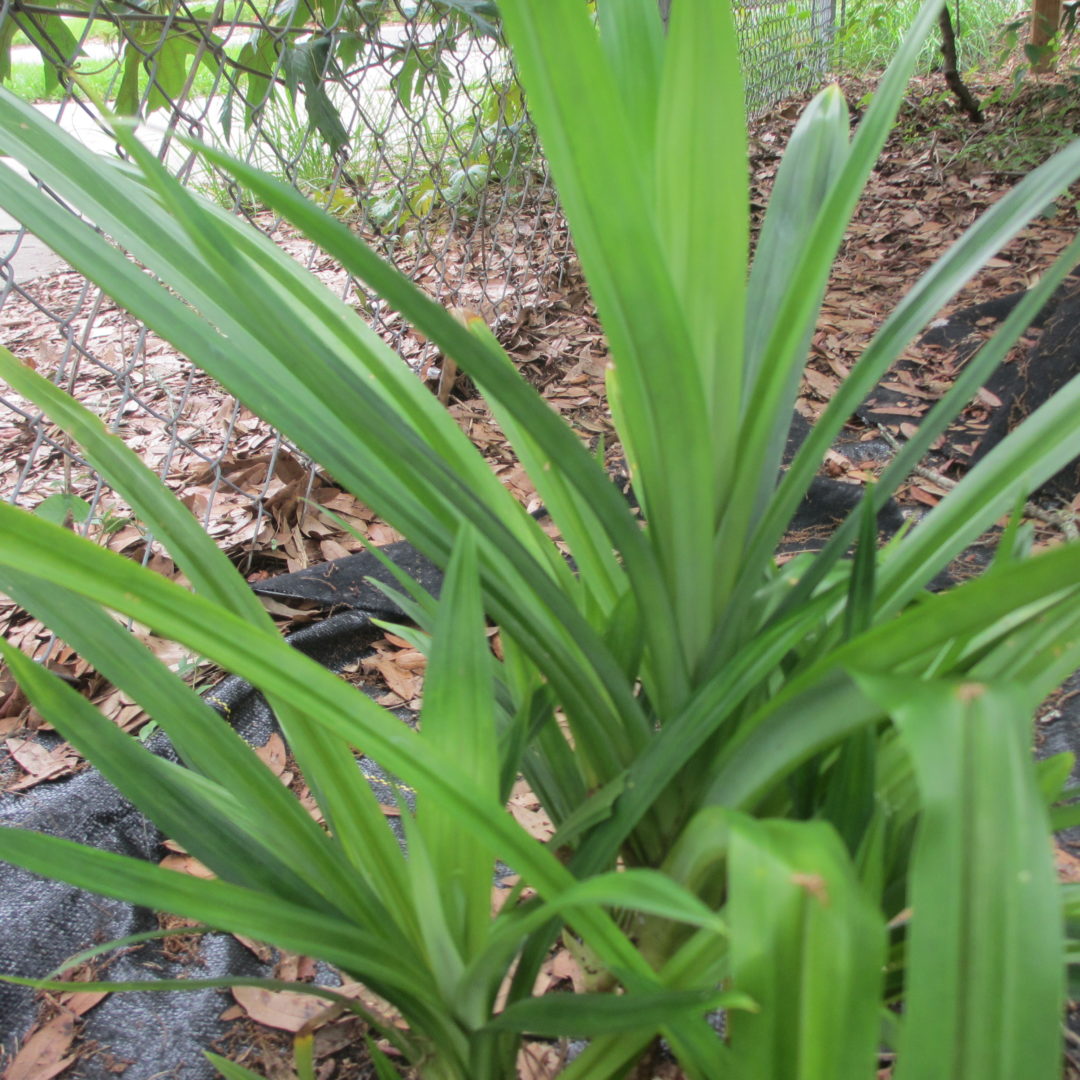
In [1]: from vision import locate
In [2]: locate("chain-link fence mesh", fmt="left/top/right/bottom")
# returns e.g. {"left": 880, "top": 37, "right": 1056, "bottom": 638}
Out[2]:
{"left": 0, "top": 0, "right": 835, "bottom": 604}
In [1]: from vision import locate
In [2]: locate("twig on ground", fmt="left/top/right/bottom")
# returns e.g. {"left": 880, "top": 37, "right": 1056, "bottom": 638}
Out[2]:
{"left": 437, "top": 356, "right": 458, "bottom": 407}
{"left": 876, "top": 424, "right": 1080, "bottom": 541}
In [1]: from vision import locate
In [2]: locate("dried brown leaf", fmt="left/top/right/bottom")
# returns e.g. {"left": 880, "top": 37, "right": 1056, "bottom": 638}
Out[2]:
{"left": 159, "top": 853, "right": 215, "bottom": 879}
{"left": 254, "top": 733, "right": 289, "bottom": 779}
{"left": 231, "top": 986, "right": 337, "bottom": 1034}
{"left": 1056, "top": 846, "right": 1080, "bottom": 884}
{"left": 2, "top": 1010, "right": 78, "bottom": 1080}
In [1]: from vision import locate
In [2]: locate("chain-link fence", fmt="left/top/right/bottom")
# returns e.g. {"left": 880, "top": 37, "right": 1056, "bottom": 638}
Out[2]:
{"left": 0, "top": 0, "right": 835, "bottom": 611}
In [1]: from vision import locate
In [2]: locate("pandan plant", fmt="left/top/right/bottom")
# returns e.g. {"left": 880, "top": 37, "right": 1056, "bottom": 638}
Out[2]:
{"left": 2, "top": 0, "right": 1080, "bottom": 1076}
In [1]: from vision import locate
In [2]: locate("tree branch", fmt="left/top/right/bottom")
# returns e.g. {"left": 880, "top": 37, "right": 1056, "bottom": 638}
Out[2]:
{"left": 938, "top": 3, "right": 983, "bottom": 124}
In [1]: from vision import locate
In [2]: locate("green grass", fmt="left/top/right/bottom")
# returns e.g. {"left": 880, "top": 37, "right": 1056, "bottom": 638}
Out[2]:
{"left": 6, "top": 47, "right": 242, "bottom": 105}
{"left": 891, "top": 71, "right": 1080, "bottom": 179}
{"left": 8, "top": 16, "right": 102, "bottom": 50}
{"left": 837, "top": 0, "right": 1023, "bottom": 75}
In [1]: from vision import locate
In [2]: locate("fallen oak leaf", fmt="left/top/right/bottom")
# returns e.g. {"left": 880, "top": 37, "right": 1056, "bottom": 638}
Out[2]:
{"left": 231, "top": 985, "right": 338, "bottom": 1033}
{"left": 908, "top": 486, "right": 941, "bottom": 508}
{"left": 364, "top": 657, "right": 421, "bottom": 702}
{"left": 517, "top": 1040, "right": 565, "bottom": 1080}
{"left": 232, "top": 936, "right": 275, "bottom": 964}
{"left": 5, "top": 738, "right": 79, "bottom": 789}
{"left": 253, "top": 732, "right": 288, "bottom": 779}
{"left": 1056, "top": 846, "right": 1080, "bottom": 883}
{"left": 56, "top": 989, "right": 109, "bottom": 1017}
{"left": 159, "top": 853, "right": 215, "bottom": 879}
{"left": 508, "top": 800, "right": 554, "bottom": 841}
{"left": 2, "top": 1008, "right": 78, "bottom": 1080}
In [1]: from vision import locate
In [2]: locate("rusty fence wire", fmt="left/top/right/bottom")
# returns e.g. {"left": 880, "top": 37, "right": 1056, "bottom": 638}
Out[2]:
{"left": 0, "top": 0, "right": 836, "bottom": 584}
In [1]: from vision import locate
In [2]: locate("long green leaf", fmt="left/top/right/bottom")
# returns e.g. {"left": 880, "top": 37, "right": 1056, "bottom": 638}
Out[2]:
{"left": 0, "top": 347, "right": 267, "bottom": 624}
{"left": 205, "top": 1054, "right": 266, "bottom": 1080}
{"left": 864, "top": 678, "right": 1064, "bottom": 1080}
{"left": 0, "top": 572, "right": 404, "bottom": 917}
{"left": 0, "top": 828, "right": 436, "bottom": 1002}
{"left": 417, "top": 526, "right": 498, "bottom": 960}
{"left": 706, "top": 541, "right": 1080, "bottom": 810}
{"left": 656, "top": 0, "right": 747, "bottom": 465}
{"left": 485, "top": 986, "right": 744, "bottom": 1039}
{"left": 720, "top": 0, "right": 946, "bottom": 595}
{"left": 0, "top": 90, "right": 652, "bottom": 784}
{"left": 733, "top": 83, "right": 849, "bottom": 540}
{"left": 496, "top": 0, "right": 715, "bottom": 682}
{"left": 743, "top": 87, "right": 849, "bottom": 394}
{"left": 456, "top": 317, "right": 625, "bottom": 619}
{"left": 596, "top": 0, "right": 664, "bottom": 176}
{"left": 0, "top": 505, "right": 661, "bottom": 992}
{"left": 769, "top": 226, "right": 1080, "bottom": 622}
{"left": 0, "top": 351, "right": 421, "bottom": 925}
{"left": 0, "top": 636, "right": 371, "bottom": 914}
{"left": 399, "top": 809, "right": 467, "bottom": 1010}
{"left": 183, "top": 136, "right": 684, "bottom": 722}
{"left": 727, "top": 814, "right": 884, "bottom": 1080}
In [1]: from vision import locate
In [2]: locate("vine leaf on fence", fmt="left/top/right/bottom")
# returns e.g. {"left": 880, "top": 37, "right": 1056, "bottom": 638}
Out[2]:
{"left": 281, "top": 37, "right": 348, "bottom": 153}
{"left": 444, "top": 0, "right": 501, "bottom": 38}
{"left": 391, "top": 46, "right": 452, "bottom": 110}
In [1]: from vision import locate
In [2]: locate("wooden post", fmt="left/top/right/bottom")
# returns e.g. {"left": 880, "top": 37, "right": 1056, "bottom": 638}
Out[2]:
{"left": 1031, "top": 0, "right": 1062, "bottom": 72}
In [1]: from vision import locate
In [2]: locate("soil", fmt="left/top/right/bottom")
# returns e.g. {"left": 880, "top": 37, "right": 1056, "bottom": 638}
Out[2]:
{"left": 5, "top": 52, "right": 1080, "bottom": 1080}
